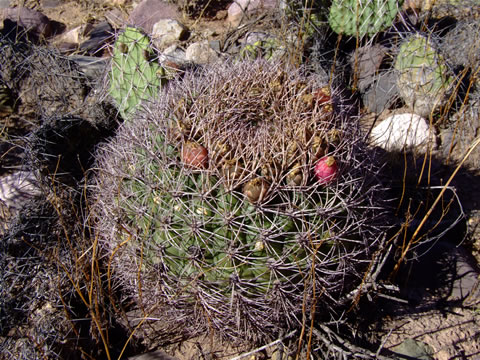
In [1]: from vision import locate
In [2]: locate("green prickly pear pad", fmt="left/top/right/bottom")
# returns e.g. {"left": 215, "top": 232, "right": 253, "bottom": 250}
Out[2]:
{"left": 109, "top": 27, "right": 166, "bottom": 119}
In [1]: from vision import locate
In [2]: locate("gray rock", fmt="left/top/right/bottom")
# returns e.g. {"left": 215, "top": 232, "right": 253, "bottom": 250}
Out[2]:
{"left": 160, "top": 44, "right": 187, "bottom": 64}
{"left": 185, "top": 40, "right": 219, "bottom": 64}
{"left": 391, "top": 339, "right": 434, "bottom": 360}
{"left": 79, "top": 21, "right": 113, "bottom": 56}
{"left": 363, "top": 72, "right": 398, "bottom": 114}
{"left": 350, "top": 44, "right": 387, "bottom": 92}
{"left": 151, "top": 19, "right": 188, "bottom": 49}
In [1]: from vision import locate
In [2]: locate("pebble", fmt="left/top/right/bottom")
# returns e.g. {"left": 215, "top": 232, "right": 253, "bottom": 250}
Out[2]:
{"left": 362, "top": 72, "right": 398, "bottom": 114}
{"left": 151, "top": 19, "right": 188, "bottom": 50}
{"left": 185, "top": 40, "right": 220, "bottom": 64}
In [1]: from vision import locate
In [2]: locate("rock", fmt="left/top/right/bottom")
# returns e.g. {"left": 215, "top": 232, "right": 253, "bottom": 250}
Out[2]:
{"left": 350, "top": 44, "right": 387, "bottom": 92}
{"left": 52, "top": 24, "right": 89, "bottom": 51}
{"left": 70, "top": 55, "right": 109, "bottom": 80}
{"left": 1, "top": 7, "right": 54, "bottom": 39}
{"left": 128, "top": 0, "right": 181, "bottom": 33}
{"left": 79, "top": 21, "right": 114, "bottom": 56}
{"left": 0, "top": 0, "right": 10, "bottom": 9}
{"left": 370, "top": 113, "right": 435, "bottom": 151}
{"left": 391, "top": 339, "right": 434, "bottom": 360}
{"left": 227, "top": 0, "right": 278, "bottom": 26}
{"left": 185, "top": 40, "right": 219, "bottom": 64}
{"left": 151, "top": 19, "right": 188, "bottom": 49}
{"left": 362, "top": 72, "right": 398, "bottom": 114}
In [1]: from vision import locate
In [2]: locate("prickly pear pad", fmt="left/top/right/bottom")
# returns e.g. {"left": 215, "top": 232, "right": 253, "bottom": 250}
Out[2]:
{"left": 109, "top": 27, "right": 166, "bottom": 119}
{"left": 328, "top": 0, "right": 402, "bottom": 37}
{"left": 93, "top": 60, "right": 390, "bottom": 343}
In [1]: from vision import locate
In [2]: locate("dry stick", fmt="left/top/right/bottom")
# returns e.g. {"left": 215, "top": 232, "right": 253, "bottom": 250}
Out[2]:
{"left": 392, "top": 136, "right": 480, "bottom": 276}
{"left": 229, "top": 330, "right": 298, "bottom": 360}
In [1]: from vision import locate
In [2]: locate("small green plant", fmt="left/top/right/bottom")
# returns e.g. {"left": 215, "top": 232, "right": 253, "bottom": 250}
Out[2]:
{"left": 394, "top": 33, "right": 453, "bottom": 117}
{"left": 328, "top": 0, "right": 403, "bottom": 37}
{"left": 109, "top": 27, "right": 167, "bottom": 119}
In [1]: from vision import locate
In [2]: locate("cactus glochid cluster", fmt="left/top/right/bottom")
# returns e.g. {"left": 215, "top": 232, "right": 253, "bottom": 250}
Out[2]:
{"left": 108, "top": 26, "right": 166, "bottom": 119}
{"left": 328, "top": 0, "right": 402, "bottom": 37}
{"left": 94, "top": 60, "right": 389, "bottom": 342}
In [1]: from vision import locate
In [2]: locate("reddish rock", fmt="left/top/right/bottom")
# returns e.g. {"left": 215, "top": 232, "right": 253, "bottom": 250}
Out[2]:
{"left": 128, "top": 0, "right": 181, "bottom": 33}
{"left": 227, "top": 0, "right": 278, "bottom": 26}
{"left": 1, "top": 7, "right": 54, "bottom": 38}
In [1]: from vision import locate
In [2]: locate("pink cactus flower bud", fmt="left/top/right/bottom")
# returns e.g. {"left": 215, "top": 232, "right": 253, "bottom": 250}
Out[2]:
{"left": 314, "top": 156, "right": 338, "bottom": 185}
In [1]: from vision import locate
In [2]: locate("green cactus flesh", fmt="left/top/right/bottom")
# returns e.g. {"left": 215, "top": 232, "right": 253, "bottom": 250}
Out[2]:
{"left": 328, "top": 0, "right": 403, "bottom": 37}
{"left": 395, "top": 34, "right": 453, "bottom": 116}
{"left": 109, "top": 27, "right": 166, "bottom": 119}
{"left": 95, "top": 60, "right": 388, "bottom": 341}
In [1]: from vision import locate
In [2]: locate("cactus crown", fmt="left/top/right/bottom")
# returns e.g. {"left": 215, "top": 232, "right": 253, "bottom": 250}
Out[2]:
{"left": 109, "top": 26, "right": 166, "bottom": 119}
{"left": 328, "top": 0, "right": 403, "bottom": 37}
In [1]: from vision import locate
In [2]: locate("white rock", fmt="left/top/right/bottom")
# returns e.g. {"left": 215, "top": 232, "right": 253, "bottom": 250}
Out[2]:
{"left": 370, "top": 113, "right": 435, "bottom": 151}
{"left": 151, "top": 19, "right": 188, "bottom": 50}
{"left": 185, "top": 41, "right": 219, "bottom": 65}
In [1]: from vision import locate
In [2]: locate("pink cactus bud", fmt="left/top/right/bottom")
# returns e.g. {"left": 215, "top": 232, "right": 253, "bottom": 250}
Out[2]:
{"left": 314, "top": 156, "right": 338, "bottom": 185}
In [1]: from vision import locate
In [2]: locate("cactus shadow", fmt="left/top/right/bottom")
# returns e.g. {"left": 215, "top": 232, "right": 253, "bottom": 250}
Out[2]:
{"left": 352, "top": 147, "right": 480, "bottom": 356}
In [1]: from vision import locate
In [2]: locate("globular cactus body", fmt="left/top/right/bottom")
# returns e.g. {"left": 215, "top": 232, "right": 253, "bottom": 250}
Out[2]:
{"left": 94, "top": 60, "right": 389, "bottom": 343}
{"left": 109, "top": 27, "right": 166, "bottom": 119}
{"left": 395, "top": 34, "right": 453, "bottom": 117}
{"left": 328, "top": 0, "right": 402, "bottom": 37}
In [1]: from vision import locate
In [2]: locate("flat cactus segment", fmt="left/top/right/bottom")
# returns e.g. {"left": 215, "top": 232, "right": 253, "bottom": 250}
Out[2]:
{"left": 109, "top": 27, "right": 166, "bottom": 119}
{"left": 395, "top": 34, "right": 453, "bottom": 116}
{"left": 328, "top": 0, "right": 403, "bottom": 37}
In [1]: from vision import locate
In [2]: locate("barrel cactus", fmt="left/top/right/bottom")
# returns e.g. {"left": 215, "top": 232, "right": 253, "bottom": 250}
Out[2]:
{"left": 93, "top": 60, "right": 390, "bottom": 344}
{"left": 109, "top": 26, "right": 166, "bottom": 119}
{"left": 328, "top": 0, "right": 403, "bottom": 38}
{"left": 395, "top": 33, "right": 453, "bottom": 117}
